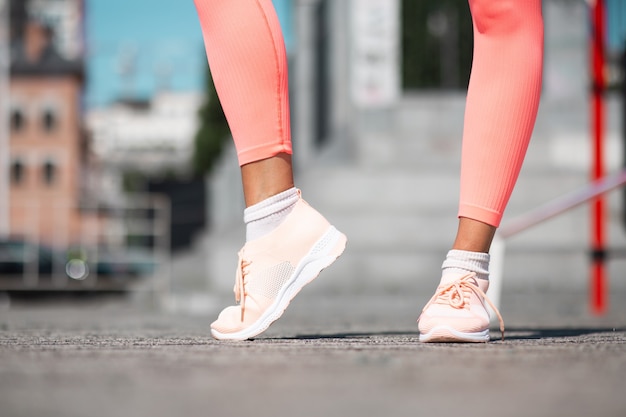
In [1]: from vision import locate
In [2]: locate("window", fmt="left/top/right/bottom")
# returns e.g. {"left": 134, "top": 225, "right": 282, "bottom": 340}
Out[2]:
{"left": 10, "top": 108, "right": 25, "bottom": 132}
{"left": 402, "top": 0, "right": 473, "bottom": 90}
{"left": 10, "top": 160, "right": 25, "bottom": 186}
{"left": 41, "top": 108, "right": 58, "bottom": 132}
{"left": 607, "top": 0, "right": 626, "bottom": 51}
{"left": 42, "top": 160, "right": 57, "bottom": 186}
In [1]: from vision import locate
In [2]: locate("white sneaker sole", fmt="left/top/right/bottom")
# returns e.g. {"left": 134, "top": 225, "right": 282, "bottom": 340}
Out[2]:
{"left": 211, "top": 226, "right": 347, "bottom": 341}
{"left": 419, "top": 325, "right": 490, "bottom": 343}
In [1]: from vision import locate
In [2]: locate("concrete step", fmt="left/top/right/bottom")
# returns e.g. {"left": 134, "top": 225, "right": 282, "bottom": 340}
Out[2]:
{"left": 300, "top": 166, "right": 590, "bottom": 213}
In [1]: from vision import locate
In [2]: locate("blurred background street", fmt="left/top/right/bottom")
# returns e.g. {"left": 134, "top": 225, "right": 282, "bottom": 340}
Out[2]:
{"left": 1, "top": 0, "right": 626, "bottom": 416}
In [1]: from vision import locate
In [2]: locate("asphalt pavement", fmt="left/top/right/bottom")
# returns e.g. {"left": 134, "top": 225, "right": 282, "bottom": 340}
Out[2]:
{"left": 1, "top": 288, "right": 625, "bottom": 417}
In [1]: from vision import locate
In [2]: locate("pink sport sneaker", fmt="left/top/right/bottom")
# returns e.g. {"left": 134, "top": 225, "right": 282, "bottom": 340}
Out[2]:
{"left": 210, "top": 196, "right": 347, "bottom": 340}
{"left": 417, "top": 273, "right": 504, "bottom": 343}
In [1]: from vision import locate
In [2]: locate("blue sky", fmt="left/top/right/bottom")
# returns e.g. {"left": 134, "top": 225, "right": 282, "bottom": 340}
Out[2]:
{"left": 85, "top": 0, "right": 293, "bottom": 108}
{"left": 85, "top": 0, "right": 206, "bottom": 107}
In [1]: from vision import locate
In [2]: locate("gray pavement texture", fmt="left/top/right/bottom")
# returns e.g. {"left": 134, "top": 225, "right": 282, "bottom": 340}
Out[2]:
{"left": 1, "top": 289, "right": 626, "bottom": 417}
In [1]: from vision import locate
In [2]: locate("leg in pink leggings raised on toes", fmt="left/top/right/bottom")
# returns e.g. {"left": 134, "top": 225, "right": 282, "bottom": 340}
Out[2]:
{"left": 194, "top": 0, "right": 346, "bottom": 340}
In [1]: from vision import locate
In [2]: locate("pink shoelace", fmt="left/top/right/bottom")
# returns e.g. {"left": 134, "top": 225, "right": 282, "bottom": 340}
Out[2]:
{"left": 234, "top": 250, "right": 252, "bottom": 321}
{"left": 420, "top": 273, "right": 505, "bottom": 341}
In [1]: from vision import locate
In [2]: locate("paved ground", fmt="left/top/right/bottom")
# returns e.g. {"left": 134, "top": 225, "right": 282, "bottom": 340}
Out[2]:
{"left": 1, "top": 289, "right": 625, "bottom": 417}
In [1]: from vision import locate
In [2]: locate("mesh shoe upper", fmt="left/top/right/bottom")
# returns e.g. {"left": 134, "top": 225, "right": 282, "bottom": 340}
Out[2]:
{"left": 211, "top": 196, "right": 344, "bottom": 337}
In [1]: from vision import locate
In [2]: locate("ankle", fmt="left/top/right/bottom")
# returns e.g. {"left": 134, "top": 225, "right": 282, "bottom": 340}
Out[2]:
{"left": 452, "top": 217, "right": 496, "bottom": 252}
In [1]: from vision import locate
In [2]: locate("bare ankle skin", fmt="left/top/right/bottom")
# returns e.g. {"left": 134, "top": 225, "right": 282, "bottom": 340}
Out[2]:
{"left": 241, "top": 152, "right": 295, "bottom": 207}
{"left": 451, "top": 217, "right": 497, "bottom": 253}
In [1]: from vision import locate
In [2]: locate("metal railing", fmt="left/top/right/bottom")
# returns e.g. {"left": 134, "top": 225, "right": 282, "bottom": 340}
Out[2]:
{"left": 488, "top": 169, "right": 626, "bottom": 317}
{"left": 0, "top": 194, "right": 171, "bottom": 302}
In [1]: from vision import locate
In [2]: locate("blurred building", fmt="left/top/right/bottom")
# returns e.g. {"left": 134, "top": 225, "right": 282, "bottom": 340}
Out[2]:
{"left": 85, "top": 91, "right": 203, "bottom": 203}
{"left": 10, "top": 0, "right": 84, "bottom": 60}
{"left": 8, "top": 0, "right": 91, "bottom": 247}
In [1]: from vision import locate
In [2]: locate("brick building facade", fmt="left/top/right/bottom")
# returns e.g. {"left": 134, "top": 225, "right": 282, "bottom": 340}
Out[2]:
{"left": 9, "top": 17, "right": 92, "bottom": 247}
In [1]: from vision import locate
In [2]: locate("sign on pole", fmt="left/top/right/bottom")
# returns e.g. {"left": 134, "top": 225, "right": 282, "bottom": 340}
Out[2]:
{"left": 350, "top": 0, "right": 400, "bottom": 108}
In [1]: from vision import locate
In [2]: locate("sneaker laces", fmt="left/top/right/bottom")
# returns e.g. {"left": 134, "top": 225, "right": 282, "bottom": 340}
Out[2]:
{"left": 233, "top": 250, "right": 252, "bottom": 321}
{"left": 420, "top": 273, "right": 505, "bottom": 341}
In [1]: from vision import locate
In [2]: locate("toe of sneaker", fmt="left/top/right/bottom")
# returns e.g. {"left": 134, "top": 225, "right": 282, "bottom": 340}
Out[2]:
{"left": 210, "top": 296, "right": 272, "bottom": 334}
{"left": 211, "top": 305, "right": 246, "bottom": 334}
{"left": 418, "top": 310, "right": 489, "bottom": 334}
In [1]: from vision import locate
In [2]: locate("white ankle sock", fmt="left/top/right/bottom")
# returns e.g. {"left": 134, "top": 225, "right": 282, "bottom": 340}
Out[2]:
{"left": 244, "top": 187, "right": 299, "bottom": 242}
{"left": 441, "top": 249, "right": 490, "bottom": 282}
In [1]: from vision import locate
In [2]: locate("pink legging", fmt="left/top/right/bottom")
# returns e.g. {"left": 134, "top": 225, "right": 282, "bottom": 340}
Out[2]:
{"left": 194, "top": 0, "right": 543, "bottom": 228}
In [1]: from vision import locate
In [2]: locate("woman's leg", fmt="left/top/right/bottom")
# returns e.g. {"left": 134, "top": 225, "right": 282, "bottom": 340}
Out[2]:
{"left": 194, "top": 0, "right": 294, "bottom": 206}
{"left": 419, "top": 0, "right": 543, "bottom": 342}
{"left": 458, "top": 0, "right": 544, "bottom": 230}
{"left": 194, "top": 0, "right": 346, "bottom": 340}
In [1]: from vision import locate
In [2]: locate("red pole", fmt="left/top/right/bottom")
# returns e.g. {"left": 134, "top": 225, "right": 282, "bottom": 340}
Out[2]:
{"left": 590, "top": 0, "right": 607, "bottom": 315}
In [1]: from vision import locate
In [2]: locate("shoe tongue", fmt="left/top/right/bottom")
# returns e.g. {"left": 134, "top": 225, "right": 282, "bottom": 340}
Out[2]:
{"left": 440, "top": 272, "right": 489, "bottom": 292}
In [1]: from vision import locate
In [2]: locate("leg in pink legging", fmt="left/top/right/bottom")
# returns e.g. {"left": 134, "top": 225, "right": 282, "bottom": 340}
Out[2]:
{"left": 194, "top": 0, "right": 294, "bottom": 207}
{"left": 194, "top": 0, "right": 347, "bottom": 341}
{"left": 419, "top": 0, "right": 543, "bottom": 343}
{"left": 454, "top": 0, "right": 544, "bottom": 251}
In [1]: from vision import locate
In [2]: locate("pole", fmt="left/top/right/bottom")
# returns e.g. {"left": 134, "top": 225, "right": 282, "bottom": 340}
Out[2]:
{"left": 590, "top": 0, "right": 607, "bottom": 315}
{"left": 0, "top": 0, "right": 10, "bottom": 238}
